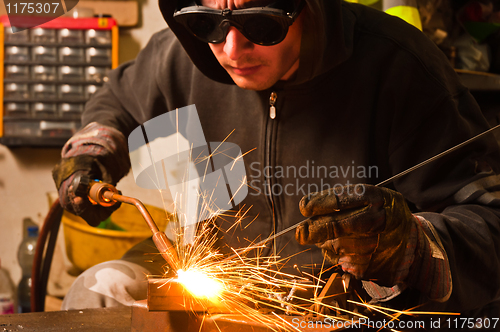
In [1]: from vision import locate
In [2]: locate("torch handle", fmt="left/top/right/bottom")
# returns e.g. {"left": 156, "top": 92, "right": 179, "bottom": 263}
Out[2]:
{"left": 88, "top": 181, "right": 180, "bottom": 272}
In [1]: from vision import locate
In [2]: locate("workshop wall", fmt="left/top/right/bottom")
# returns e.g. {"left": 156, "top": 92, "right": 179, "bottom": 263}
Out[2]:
{"left": 0, "top": 0, "right": 167, "bottom": 292}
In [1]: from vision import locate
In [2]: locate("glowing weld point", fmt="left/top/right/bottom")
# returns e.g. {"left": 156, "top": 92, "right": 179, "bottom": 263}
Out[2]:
{"left": 177, "top": 269, "right": 223, "bottom": 300}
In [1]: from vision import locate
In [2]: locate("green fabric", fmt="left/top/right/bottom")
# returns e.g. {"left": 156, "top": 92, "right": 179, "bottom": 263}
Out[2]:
{"left": 96, "top": 217, "right": 126, "bottom": 231}
{"left": 463, "top": 22, "right": 500, "bottom": 43}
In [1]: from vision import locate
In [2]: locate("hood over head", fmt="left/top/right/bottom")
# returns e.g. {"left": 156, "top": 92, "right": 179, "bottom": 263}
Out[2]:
{"left": 159, "top": 0, "right": 354, "bottom": 86}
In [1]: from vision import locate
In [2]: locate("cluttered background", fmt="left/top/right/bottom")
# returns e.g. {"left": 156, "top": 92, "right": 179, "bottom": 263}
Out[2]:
{"left": 0, "top": 0, "right": 499, "bottom": 314}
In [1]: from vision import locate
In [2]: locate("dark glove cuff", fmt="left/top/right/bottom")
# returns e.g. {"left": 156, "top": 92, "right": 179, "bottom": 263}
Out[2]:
{"left": 53, "top": 155, "right": 99, "bottom": 190}
{"left": 53, "top": 122, "right": 131, "bottom": 226}
{"left": 60, "top": 122, "right": 131, "bottom": 184}
{"left": 57, "top": 171, "right": 122, "bottom": 226}
{"left": 407, "top": 216, "right": 452, "bottom": 302}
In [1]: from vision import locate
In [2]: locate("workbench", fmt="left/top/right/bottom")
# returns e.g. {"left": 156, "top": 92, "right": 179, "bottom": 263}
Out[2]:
{"left": 0, "top": 305, "right": 347, "bottom": 332}
{"left": 0, "top": 307, "right": 132, "bottom": 332}
{"left": 0, "top": 270, "right": 354, "bottom": 331}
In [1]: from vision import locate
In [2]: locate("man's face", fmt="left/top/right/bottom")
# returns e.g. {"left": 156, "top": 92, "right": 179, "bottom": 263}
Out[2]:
{"left": 200, "top": 0, "right": 304, "bottom": 91}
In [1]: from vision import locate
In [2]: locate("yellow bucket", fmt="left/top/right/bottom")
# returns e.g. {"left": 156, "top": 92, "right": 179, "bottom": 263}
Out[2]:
{"left": 62, "top": 203, "right": 170, "bottom": 273}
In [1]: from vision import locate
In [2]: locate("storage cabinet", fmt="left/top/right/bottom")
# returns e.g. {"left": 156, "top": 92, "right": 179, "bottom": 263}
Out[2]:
{"left": 0, "top": 16, "right": 118, "bottom": 146}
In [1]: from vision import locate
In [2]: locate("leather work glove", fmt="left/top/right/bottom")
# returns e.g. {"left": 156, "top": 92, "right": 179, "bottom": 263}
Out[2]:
{"left": 296, "top": 184, "right": 451, "bottom": 302}
{"left": 52, "top": 122, "right": 131, "bottom": 226}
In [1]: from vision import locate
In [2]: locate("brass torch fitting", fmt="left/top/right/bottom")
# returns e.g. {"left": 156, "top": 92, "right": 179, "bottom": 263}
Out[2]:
{"left": 88, "top": 182, "right": 119, "bottom": 207}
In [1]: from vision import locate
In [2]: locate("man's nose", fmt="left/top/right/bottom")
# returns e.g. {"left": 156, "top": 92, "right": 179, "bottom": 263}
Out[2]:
{"left": 223, "top": 26, "right": 254, "bottom": 60}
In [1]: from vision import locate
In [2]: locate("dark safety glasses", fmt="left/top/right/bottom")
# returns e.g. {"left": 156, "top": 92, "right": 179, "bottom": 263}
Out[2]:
{"left": 173, "top": 0, "right": 305, "bottom": 46}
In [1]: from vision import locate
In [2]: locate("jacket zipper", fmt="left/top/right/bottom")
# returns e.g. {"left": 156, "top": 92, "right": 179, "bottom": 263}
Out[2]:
{"left": 264, "top": 91, "right": 278, "bottom": 256}
{"left": 269, "top": 91, "right": 277, "bottom": 119}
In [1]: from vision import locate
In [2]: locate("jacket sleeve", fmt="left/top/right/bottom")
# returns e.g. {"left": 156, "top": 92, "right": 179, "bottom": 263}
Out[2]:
{"left": 388, "top": 78, "right": 500, "bottom": 312}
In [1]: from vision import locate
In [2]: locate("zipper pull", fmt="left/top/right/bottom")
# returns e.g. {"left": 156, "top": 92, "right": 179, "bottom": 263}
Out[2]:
{"left": 269, "top": 91, "right": 277, "bottom": 119}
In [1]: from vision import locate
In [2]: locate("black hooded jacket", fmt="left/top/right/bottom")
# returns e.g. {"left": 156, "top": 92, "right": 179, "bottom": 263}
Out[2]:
{"left": 82, "top": 0, "right": 500, "bottom": 313}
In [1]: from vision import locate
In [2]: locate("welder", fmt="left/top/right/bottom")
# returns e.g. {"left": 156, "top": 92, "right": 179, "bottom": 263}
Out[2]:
{"left": 52, "top": 0, "right": 500, "bottom": 319}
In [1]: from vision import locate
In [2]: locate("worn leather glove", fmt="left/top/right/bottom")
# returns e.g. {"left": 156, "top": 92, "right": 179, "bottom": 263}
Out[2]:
{"left": 52, "top": 122, "right": 131, "bottom": 226}
{"left": 296, "top": 184, "right": 451, "bottom": 302}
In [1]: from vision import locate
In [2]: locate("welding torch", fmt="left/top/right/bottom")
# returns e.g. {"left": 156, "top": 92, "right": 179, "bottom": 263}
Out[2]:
{"left": 70, "top": 174, "right": 180, "bottom": 272}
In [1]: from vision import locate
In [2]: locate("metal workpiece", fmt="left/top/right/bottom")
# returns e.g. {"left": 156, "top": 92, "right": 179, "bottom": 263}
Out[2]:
{"left": 147, "top": 277, "right": 223, "bottom": 312}
{"left": 131, "top": 299, "right": 205, "bottom": 332}
{"left": 131, "top": 277, "right": 221, "bottom": 331}
{"left": 133, "top": 277, "right": 351, "bottom": 332}
{"left": 132, "top": 298, "right": 346, "bottom": 332}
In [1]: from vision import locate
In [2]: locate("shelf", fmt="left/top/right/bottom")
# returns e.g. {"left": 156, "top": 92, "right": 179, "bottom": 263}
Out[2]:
{"left": 0, "top": 118, "right": 80, "bottom": 147}
{"left": 4, "top": 42, "right": 112, "bottom": 48}
{"left": 4, "top": 61, "right": 112, "bottom": 66}
{"left": 1, "top": 17, "right": 117, "bottom": 147}
{"left": 0, "top": 136, "right": 70, "bottom": 147}
{"left": 3, "top": 116, "right": 81, "bottom": 121}
{"left": 4, "top": 79, "right": 105, "bottom": 84}
{"left": 3, "top": 98, "right": 93, "bottom": 103}
{"left": 456, "top": 69, "right": 500, "bottom": 91}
